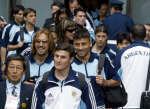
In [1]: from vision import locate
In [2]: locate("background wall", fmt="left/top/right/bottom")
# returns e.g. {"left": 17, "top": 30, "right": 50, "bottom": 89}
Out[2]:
{"left": 18, "top": 0, "right": 53, "bottom": 28}
{"left": 0, "top": 0, "right": 150, "bottom": 27}
{"left": 131, "top": 0, "right": 150, "bottom": 24}
{"left": 0, "top": 0, "right": 9, "bottom": 23}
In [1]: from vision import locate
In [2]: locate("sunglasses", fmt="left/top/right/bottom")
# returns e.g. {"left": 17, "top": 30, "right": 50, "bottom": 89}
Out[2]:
{"left": 35, "top": 39, "right": 48, "bottom": 44}
{"left": 66, "top": 28, "right": 76, "bottom": 33}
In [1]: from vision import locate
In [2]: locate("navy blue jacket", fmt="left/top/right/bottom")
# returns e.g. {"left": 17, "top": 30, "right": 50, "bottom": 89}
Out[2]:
{"left": 103, "top": 12, "right": 134, "bottom": 40}
{"left": 0, "top": 81, "right": 34, "bottom": 109}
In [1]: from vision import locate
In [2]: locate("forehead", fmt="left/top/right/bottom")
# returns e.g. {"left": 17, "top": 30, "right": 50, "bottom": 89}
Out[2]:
{"left": 96, "top": 32, "right": 107, "bottom": 35}
{"left": 36, "top": 33, "right": 48, "bottom": 40}
{"left": 8, "top": 60, "right": 23, "bottom": 66}
{"left": 27, "top": 11, "right": 36, "bottom": 16}
{"left": 52, "top": 5, "right": 60, "bottom": 9}
{"left": 54, "top": 50, "right": 70, "bottom": 57}
{"left": 17, "top": 10, "right": 24, "bottom": 14}
{"left": 144, "top": 25, "right": 150, "bottom": 30}
{"left": 77, "top": 11, "right": 86, "bottom": 15}
{"left": 74, "top": 38, "right": 90, "bottom": 43}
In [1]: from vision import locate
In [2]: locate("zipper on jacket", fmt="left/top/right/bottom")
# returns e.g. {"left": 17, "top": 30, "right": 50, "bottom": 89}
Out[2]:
{"left": 61, "top": 81, "right": 63, "bottom": 92}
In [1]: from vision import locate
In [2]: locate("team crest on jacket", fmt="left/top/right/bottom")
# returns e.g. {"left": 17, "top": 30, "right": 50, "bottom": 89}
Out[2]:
{"left": 72, "top": 90, "right": 77, "bottom": 98}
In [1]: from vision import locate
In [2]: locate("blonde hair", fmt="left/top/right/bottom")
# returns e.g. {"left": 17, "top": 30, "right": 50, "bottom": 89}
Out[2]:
{"left": 31, "top": 29, "right": 56, "bottom": 56}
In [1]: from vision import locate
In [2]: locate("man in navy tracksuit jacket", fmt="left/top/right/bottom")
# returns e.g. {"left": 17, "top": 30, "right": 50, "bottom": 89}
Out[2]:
{"left": 32, "top": 43, "right": 105, "bottom": 109}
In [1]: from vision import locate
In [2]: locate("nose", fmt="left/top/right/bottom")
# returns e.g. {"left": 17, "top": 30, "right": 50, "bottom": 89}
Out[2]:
{"left": 13, "top": 67, "right": 17, "bottom": 73}
{"left": 39, "top": 41, "right": 43, "bottom": 46}
{"left": 78, "top": 44, "right": 83, "bottom": 50}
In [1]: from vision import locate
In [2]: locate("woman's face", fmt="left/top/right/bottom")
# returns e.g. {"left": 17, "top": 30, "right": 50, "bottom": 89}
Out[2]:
{"left": 65, "top": 26, "right": 76, "bottom": 41}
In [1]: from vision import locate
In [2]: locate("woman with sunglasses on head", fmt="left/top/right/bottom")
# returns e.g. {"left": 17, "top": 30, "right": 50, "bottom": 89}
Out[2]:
{"left": 56, "top": 18, "right": 77, "bottom": 44}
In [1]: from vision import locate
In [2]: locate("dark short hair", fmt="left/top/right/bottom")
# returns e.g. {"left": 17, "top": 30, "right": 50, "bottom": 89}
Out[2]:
{"left": 12, "top": 5, "right": 25, "bottom": 15}
{"left": 73, "top": 28, "right": 90, "bottom": 41}
{"left": 74, "top": 7, "right": 86, "bottom": 16}
{"left": 95, "top": 25, "right": 108, "bottom": 34}
{"left": 51, "top": 1, "right": 64, "bottom": 9}
{"left": 55, "top": 43, "right": 75, "bottom": 57}
{"left": 6, "top": 54, "right": 26, "bottom": 71}
{"left": 145, "top": 24, "right": 150, "bottom": 26}
{"left": 23, "top": 8, "right": 36, "bottom": 17}
{"left": 54, "top": 7, "right": 69, "bottom": 25}
{"left": 111, "top": 4, "right": 123, "bottom": 11}
{"left": 130, "top": 24, "right": 146, "bottom": 41}
{"left": 117, "top": 32, "right": 131, "bottom": 44}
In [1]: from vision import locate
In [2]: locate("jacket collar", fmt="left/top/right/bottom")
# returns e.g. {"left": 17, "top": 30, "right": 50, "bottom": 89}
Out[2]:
{"left": 73, "top": 52, "right": 99, "bottom": 65}
{"left": 48, "top": 67, "right": 77, "bottom": 83}
{"left": 29, "top": 53, "right": 54, "bottom": 64}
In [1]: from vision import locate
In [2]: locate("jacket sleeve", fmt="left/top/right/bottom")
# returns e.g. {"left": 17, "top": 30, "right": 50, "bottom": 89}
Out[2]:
{"left": 81, "top": 77, "right": 105, "bottom": 109}
{"left": 31, "top": 77, "right": 45, "bottom": 109}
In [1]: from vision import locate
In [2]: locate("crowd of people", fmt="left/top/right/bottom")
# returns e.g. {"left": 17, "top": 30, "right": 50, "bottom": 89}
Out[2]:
{"left": 0, "top": 0, "right": 150, "bottom": 109}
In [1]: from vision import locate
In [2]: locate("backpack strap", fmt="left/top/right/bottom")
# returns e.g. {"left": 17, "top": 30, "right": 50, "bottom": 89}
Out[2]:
{"left": 41, "top": 71, "right": 50, "bottom": 91}
{"left": 78, "top": 72, "right": 86, "bottom": 91}
{"left": 20, "top": 27, "right": 24, "bottom": 41}
{"left": 41, "top": 71, "right": 87, "bottom": 92}
{"left": 24, "top": 56, "right": 30, "bottom": 81}
{"left": 98, "top": 54, "right": 106, "bottom": 75}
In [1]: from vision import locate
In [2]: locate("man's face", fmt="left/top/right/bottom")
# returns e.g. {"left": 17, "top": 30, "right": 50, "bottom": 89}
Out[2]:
{"left": 73, "top": 38, "right": 91, "bottom": 58}
{"left": 35, "top": 33, "right": 49, "bottom": 56}
{"left": 52, "top": 5, "right": 60, "bottom": 14}
{"left": 69, "top": 0, "right": 80, "bottom": 14}
{"left": 144, "top": 25, "right": 150, "bottom": 41}
{"left": 7, "top": 60, "right": 24, "bottom": 85}
{"left": 14, "top": 10, "right": 24, "bottom": 24}
{"left": 117, "top": 40, "right": 131, "bottom": 50}
{"left": 54, "top": 50, "right": 73, "bottom": 71}
{"left": 74, "top": 11, "right": 86, "bottom": 26}
{"left": 24, "top": 11, "right": 36, "bottom": 26}
{"left": 100, "top": 4, "right": 108, "bottom": 16}
{"left": 95, "top": 32, "right": 108, "bottom": 48}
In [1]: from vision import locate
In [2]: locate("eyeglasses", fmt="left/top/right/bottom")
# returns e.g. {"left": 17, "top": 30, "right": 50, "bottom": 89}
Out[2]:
{"left": 35, "top": 39, "right": 48, "bottom": 44}
{"left": 8, "top": 65, "right": 23, "bottom": 71}
{"left": 66, "top": 28, "right": 76, "bottom": 33}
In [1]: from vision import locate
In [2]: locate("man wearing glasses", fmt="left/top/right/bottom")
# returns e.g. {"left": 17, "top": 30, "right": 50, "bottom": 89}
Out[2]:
{"left": 0, "top": 54, "right": 34, "bottom": 109}
{"left": 24, "top": 29, "right": 56, "bottom": 85}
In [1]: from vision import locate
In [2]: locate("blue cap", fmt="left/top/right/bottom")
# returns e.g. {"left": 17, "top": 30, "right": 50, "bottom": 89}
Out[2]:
{"left": 110, "top": 0, "right": 124, "bottom": 5}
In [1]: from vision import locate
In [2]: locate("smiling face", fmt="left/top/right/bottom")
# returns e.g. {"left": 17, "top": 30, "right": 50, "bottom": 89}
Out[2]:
{"left": 65, "top": 26, "right": 76, "bottom": 41}
{"left": 35, "top": 33, "right": 49, "bottom": 57}
{"left": 73, "top": 38, "right": 91, "bottom": 58}
{"left": 7, "top": 60, "right": 24, "bottom": 85}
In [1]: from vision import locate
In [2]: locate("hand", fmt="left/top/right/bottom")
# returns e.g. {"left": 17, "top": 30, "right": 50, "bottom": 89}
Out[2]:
{"left": 96, "top": 74, "right": 104, "bottom": 86}
{"left": 17, "top": 41, "right": 24, "bottom": 48}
